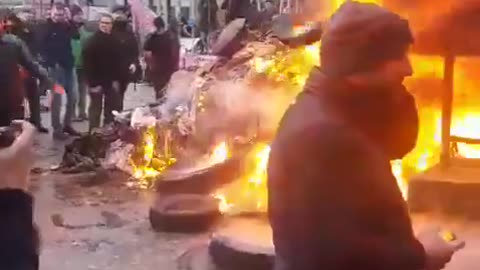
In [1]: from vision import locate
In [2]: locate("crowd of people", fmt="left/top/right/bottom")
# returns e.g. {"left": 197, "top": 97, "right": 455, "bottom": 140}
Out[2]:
{"left": 0, "top": 0, "right": 279, "bottom": 139}
{"left": 0, "top": 2, "right": 180, "bottom": 138}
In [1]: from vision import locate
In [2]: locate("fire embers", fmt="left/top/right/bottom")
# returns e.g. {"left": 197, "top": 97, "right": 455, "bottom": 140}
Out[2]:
{"left": 129, "top": 127, "right": 177, "bottom": 188}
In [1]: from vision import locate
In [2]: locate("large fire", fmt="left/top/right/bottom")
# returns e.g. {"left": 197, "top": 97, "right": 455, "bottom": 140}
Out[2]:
{"left": 131, "top": 0, "right": 480, "bottom": 213}
{"left": 214, "top": 0, "right": 480, "bottom": 213}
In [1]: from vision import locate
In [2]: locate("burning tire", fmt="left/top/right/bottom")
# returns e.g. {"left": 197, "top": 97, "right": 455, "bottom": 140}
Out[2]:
{"left": 208, "top": 216, "right": 275, "bottom": 270}
{"left": 149, "top": 194, "right": 221, "bottom": 233}
{"left": 155, "top": 155, "right": 245, "bottom": 195}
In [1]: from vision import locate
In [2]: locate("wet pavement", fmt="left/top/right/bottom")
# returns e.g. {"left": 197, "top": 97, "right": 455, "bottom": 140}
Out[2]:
{"left": 31, "top": 84, "right": 479, "bottom": 269}
{"left": 34, "top": 84, "right": 206, "bottom": 270}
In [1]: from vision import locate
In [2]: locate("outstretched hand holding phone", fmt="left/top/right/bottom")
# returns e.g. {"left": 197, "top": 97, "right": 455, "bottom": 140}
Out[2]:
{"left": 0, "top": 120, "right": 36, "bottom": 191}
{"left": 418, "top": 227, "right": 465, "bottom": 270}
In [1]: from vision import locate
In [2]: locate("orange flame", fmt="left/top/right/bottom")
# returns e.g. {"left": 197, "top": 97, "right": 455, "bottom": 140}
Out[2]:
{"left": 218, "top": 0, "right": 480, "bottom": 211}
{"left": 131, "top": 127, "right": 160, "bottom": 183}
{"left": 210, "top": 141, "right": 229, "bottom": 164}
{"left": 130, "top": 127, "right": 176, "bottom": 188}
{"left": 214, "top": 144, "right": 271, "bottom": 214}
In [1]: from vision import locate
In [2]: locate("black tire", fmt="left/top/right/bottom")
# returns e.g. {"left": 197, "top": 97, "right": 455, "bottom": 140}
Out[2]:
{"left": 149, "top": 194, "right": 221, "bottom": 233}
{"left": 208, "top": 217, "right": 274, "bottom": 270}
{"left": 155, "top": 154, "right": 245, "bottom": 195}
{"left": 177, "top": 245, "right": 218, "bottom": 270}
{"left": 209, "top": 238, "right": 274, "bottom": 270}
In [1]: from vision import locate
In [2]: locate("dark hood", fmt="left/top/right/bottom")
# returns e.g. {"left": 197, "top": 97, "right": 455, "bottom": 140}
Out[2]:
{"left": 113, "top": 20, "right": 130, "bottom": 32}
{"left": 304, "top": 67, "right": 419, "bottom": 160}
{"left": 321, "top": 2, "right": 413, "bottom": 77}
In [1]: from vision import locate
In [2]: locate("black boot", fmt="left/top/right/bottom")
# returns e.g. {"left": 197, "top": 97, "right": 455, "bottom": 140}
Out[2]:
{"left": 29, "top": 120, "right": 48, "bottom": 134}
{"left": 63, "top": 126, "right": 82, "bottom": 137}
{"left": 36, "top": 125, "right": 49, "bottom": 134}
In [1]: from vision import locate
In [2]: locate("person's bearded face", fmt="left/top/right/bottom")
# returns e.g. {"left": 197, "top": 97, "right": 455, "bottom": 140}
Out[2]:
{"left": 347, "top": 52, "right": 413, "bottom": 90}
{"left": 72, "top": 13, "right": 84, "bottom": 24}
{"left": 372, "top": 54, "right": 413, "bottom": 87}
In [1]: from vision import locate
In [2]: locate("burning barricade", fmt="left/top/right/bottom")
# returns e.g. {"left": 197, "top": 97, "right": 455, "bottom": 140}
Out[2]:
{"left": 59, "top": 32, "right": 286, "bottom": 190}
{"left": 60, "top": 0, "right": 480, "bottom": 223}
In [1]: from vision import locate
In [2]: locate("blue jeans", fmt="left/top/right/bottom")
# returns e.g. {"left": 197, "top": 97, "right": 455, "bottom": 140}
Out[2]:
{"left": 50, "top": 66, "right": 76, "bottom": 132}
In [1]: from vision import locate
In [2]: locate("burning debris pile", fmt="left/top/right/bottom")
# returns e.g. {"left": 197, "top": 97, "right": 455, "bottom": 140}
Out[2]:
{"left": 60, "top": 0, "right": 480, "bottom": 217}
{"left": 59, "top": 29, "right": 304, "bottom": 195}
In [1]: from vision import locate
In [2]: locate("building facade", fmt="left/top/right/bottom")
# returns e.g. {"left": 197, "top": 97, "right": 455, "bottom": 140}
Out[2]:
{"left": 10, "top": 0, "right": 202, "bottom": 20}
{"left": 2, "top": 0, "right": 230, "bottom": 23}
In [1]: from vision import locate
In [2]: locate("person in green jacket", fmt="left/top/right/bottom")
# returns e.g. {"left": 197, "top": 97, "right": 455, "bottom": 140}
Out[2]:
{"left": 71, "top": 5, "right": 92, "bottom": 121}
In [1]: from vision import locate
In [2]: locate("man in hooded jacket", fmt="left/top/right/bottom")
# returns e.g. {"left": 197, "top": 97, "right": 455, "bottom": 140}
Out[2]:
{"left": 267, "top": 2, "right": 464, "bottom": 270}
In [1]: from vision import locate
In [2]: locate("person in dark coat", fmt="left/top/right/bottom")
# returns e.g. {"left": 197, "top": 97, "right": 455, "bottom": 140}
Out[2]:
{"left": 221, "top": 0, "right": 253, "bottom": 24}
{"left": 111, "top": 13, "right": 140, "bottom": 111}
{"left": 197, "top": 0, "right": 218, "bottom": 53}
{"left": 40, "top": 3, "right": 81, "bottom": 139}
{"left": 198, "top": 0, "right": 219, "bottom": 31}
{"left": 167, "top": 17, "right": 181, "bottom": 72}
{"left": 5, "top": 13, "right": 49, "bottom": 133}
{"left": 144, "top": 16, "right": 179, "bottom": 100}
{"left": 5, "top": 14, "right": 36, "bottom": 54}
{"left": 0, "top": 19, "right": 52, "bottom": 127}
{"left": 83, "top": 14, "right": 122, "bottom": 131}
{"left": 0, "top": 120, "right": 39, "bottom": 270}
{"left": 267, "top": 3, "right": 465, "bottom": 270}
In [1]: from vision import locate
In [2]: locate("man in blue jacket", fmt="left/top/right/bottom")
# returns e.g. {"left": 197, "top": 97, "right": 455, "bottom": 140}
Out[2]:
{"left": 41, "top": 3, "right": 81, "bottom": 140}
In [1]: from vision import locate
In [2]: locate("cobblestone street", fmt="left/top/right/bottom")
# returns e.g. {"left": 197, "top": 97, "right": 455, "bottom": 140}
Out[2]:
{"left": 31, "top": 84, "right": 480, "bottom": 270}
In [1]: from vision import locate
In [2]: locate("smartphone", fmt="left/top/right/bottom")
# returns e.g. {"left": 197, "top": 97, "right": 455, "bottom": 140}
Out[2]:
{"left": 441, "top": 230, "right": 457, "bottom": 242}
